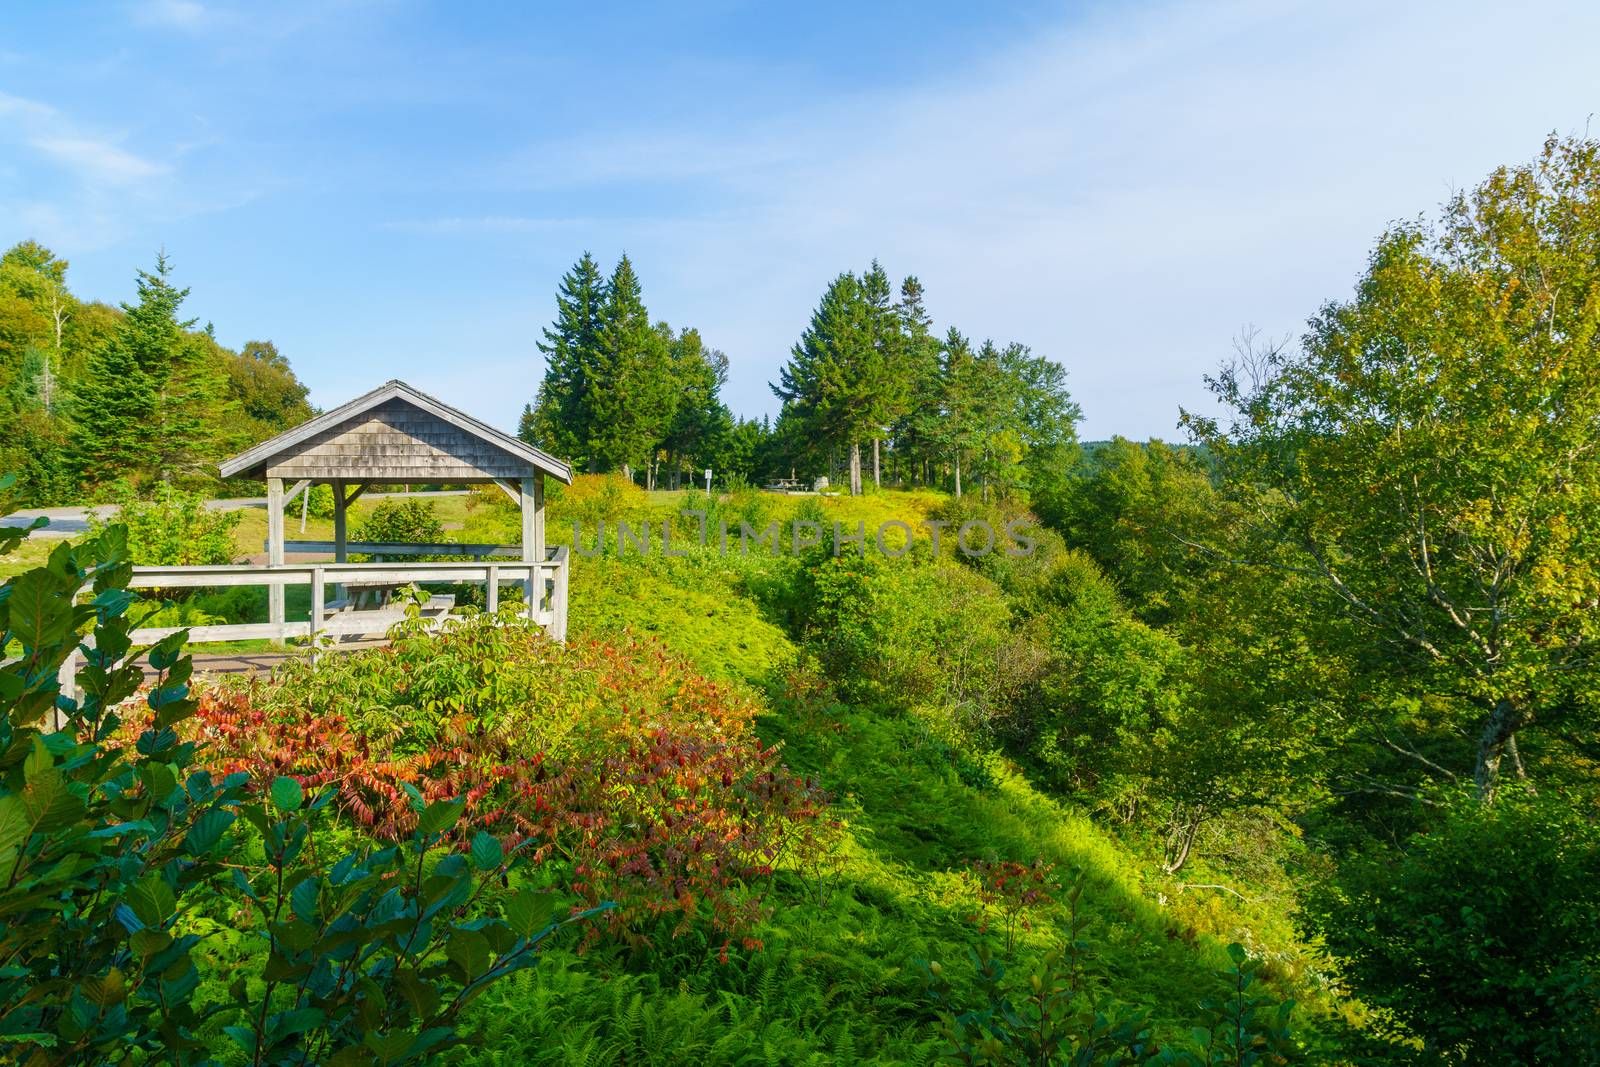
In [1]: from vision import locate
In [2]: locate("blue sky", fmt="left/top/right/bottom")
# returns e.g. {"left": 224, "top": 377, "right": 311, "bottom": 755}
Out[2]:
{"left": 3, "top": 0, "right": 1598, "bottom": 441}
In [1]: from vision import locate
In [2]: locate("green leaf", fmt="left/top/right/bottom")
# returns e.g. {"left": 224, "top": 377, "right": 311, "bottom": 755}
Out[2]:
{"left": 223, "top": 1025, "right": 258, "bottom": 1054}
{"left": 290, "top": 877, "right": 320, "bottom": 923}
{"left": 393, "top": 967, "right": 439, "bottom": 1019}
{"left": 23, "top": 735, "right": 53, "bottom": 782}
{"left": 80, "top": 969, "right": 127, "bottom": 1007}
{"left": 129, "top": 928, "right": 172, "bottom": 958}
{"left": 399, "top": 780, "right": 426, "bottom": 812}
{"left": 504, "top": 890, "right": 558, "bottom": 938}
{"left": 127, "top": 875, "right": 177, "bottom": 930}
{"left": 469, "top": 831, "right": 503, "bottom": 872}
{"left": 13, "top": 769, "right": 87, "bottom": 837}
{"left": 5, "top": 569, "right": 73, "bottom": 652}
{"left": 445, "top": 928, "right": 490, "bottom": 981}
{"left": 138, "top": 760, "right": 179, "bottom": 801}
{"left": 270, "top": 776, "right": 304, "bottom": 813}
{"left": 417, "top": 798, "right": 464, "bottom": 838}
{"left": 183, "top": 809, "right": 235, "bottom": 857}
{"left": 364, "top": 1030, "right": 416, "bottom": 1063}
{"left": 0, "top": 797, "right": 30, "bottom": 859}
{"left": 267, "top": 1007, "right": 325, "bottom": 1043}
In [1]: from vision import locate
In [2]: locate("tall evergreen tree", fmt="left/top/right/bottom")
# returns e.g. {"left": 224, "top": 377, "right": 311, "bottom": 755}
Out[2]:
{"left": 934, "top": 327, "right": 986, "bottom": 498}
{"left": 528, "top": 252, "right": 607, "bottom": 468}
{"left": 859, "top": 261, "right": 909, "bottom": 489}
{"left": 892, "top": 275, "right": 942, "bottom": 485}
{"left": 772, "top": 266, "right": 902, "bottom": 495}
{"left": 587, "top": 255, "right": 677, "bottom": 480}
{"left": 71, "top": 255, "right": 192, "bottom": 488}
{"left": 154, "top": 322, "right": 235, "bottom": 481}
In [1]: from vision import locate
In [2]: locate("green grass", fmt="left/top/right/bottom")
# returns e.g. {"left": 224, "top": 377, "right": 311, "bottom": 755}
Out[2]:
{"left": 0, "top": 535, "right": 57, "bottom": 579}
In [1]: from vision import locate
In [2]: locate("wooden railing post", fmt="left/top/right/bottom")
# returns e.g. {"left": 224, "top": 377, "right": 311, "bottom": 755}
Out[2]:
{"left": 551, "top": 549, "right": 569, "bottom": 644}
{"left": 526, "top": 562, "right": 538, "bottom": 623}
{"left": 55, "top": 646, "right": 77, "bottom": 729}
{"left": 267, "top": 476, "right": 285, "bottom": 642}
{"left": 486, "top": 563, "right": 499, "bottom": 614}
{"left": 310, "top": 566, "right": 325, "bottom": 665}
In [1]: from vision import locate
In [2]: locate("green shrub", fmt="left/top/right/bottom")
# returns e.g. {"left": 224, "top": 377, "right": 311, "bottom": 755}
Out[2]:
{"left": 1304, "top": 791, "right": 1600, "bottom": 1063}
{"left": 354, "top": 498, "right": 445, "bottom": 546}
{"left": 89, "top": 482, "right": 241, "bottom": 566}
{"left": 570, "top": 554, "right": 794, "bottom": 685}
{"left": 922, "top": 928, "right": 1297, "bottom": 1066}
{"left": 126, "top": 594, "right": 226, "bottom": 630}
{"left": 200, "top": 618, "right": 826, "bottom": 942}
{"left": 303, "top": 482, "right": 336, "bottom": 519}
{"left": 796, "top": 552, "right": 1018, "bottom": 720}
{"left": 0, "top": 496, "right": 593, "bottom": 1063}
{"left": 549, "top": 473, "right": 652, "bottom": 530}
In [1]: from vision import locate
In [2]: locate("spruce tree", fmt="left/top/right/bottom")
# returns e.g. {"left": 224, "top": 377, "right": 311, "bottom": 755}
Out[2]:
{"left": 893, "top": 276, "right": 943, "bottom": 484}
{"left": 529, "top": 252, "right": 607, "bottom": 468}
{"left": 153, "top": 322, "right": 233, "bottom": 482}
{"left": 859, "top": 261, "right": 909, "bottom": 489}
{"left": 935, "top": 327, "right": 985, "bottom": 498}
{"left": 72, "top": 255, "right": 193, "bottom": 488}
{"left": 773, "top": 265, "right": 902, "bottom": 495}
{"left": 587, "top": 255, "right": 676, "bottom": 480}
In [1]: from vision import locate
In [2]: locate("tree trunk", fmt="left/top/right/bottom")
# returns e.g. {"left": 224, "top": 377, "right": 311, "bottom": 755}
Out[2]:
{"left": 1475, "top": 697, "right": 1528, "bottom": 803}
{"left": 953, "top": 454, "right": 962, "bottom": 499}
{"left": 872, "top": 437, "right": 881, "bottom": 489}
{"left": 1163, "top": 806, "right": 1202, "bottom": 873}
{"left": 849, "top": 441, "right": 862, "bottom": 496}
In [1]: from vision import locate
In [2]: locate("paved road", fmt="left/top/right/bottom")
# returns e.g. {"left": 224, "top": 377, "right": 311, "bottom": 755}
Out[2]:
{"left": 2, "top": 489, "right": 469, "bottom": 537}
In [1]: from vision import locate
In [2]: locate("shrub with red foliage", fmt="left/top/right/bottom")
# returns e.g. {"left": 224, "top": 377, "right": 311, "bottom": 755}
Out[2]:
{"left": 180, "top": 621, "right": 828, "bottom": 942}
{"left": 966, "top": 857, "right": 1060, "bottom": 954}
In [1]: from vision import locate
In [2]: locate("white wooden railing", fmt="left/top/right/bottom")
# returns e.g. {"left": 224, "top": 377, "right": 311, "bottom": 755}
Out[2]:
{"left": 123, "top": 546, "right": 570, "bottom": 646}
{"left": 49, "top": 546, "right": 569, "bottom": 699}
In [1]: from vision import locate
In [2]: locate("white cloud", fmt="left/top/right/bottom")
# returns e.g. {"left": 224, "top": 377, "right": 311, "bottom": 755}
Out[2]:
{"left": 29, "top": 136, "right": 171, "bottom": 185}
{"left": 0, "top": 90, "right": 181, "bottom": 249}
{"left": 0, "top": 91, "right": 54, "bottom": 119}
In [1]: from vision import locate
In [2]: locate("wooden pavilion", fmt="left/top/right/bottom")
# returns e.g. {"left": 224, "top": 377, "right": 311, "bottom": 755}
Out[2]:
{"left": 50, "top": 382, "right": 574, "bottom": 699}
{"left": 213, "top": 379, "right": 573, "bottom": 640}
{"left": 96, "top": 379, "right": 574, "bottom": 655}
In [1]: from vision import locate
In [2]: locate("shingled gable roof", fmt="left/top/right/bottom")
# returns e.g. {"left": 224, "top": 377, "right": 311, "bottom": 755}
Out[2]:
{"left": 218, "top": 379, "right": 573, "bottom": 483}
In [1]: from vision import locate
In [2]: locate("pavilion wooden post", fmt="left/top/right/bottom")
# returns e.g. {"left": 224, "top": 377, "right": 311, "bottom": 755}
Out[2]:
{"left": 521, "top": 473, "right": 544, "bottom": 620}
{"left": 332, "top": 478, "right": 348, "bottom": 564}
{"left": 267, "top": 476, "right": 285, "bottom": 637}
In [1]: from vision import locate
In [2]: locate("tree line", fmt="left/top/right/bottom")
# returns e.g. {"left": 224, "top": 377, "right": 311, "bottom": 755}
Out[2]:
{"left": 523, "top": 254, "right": 1082, "bottom": 498}
{"left": 773, "top": 263, "right": 1080, "bottom": 499}
{"left": 0, "top": 242, "right": 313, "bottom": 509}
